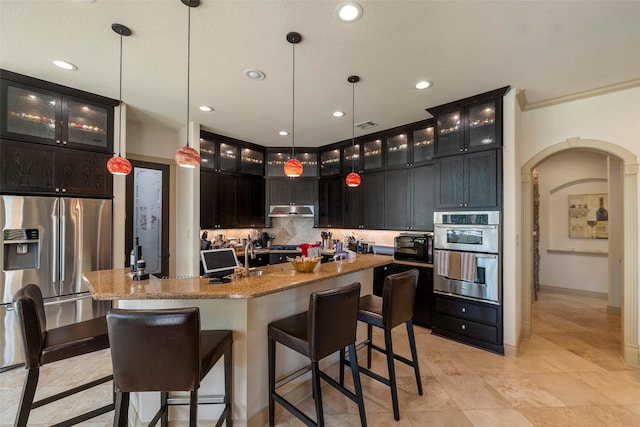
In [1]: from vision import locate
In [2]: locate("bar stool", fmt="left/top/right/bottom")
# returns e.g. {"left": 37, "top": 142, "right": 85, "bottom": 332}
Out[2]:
{"left": 268, "top": 282, "right": 366, "bottom": 427}
{"left": 12, "top": 284, "right": 115, "bottom": 427}
{"left": 106, "top": 308, "right": 232, "bottom": 427}
{"left": 342, "top": 269, "right": 423, "bottom": 421}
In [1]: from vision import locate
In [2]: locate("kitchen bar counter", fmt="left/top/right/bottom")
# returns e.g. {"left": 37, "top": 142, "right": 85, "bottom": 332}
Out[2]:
{"left": 83, "top": 254, "right": 393, "bottom": 427}
{"left": 83, "top": 254, "right": 393, "bottom": 300}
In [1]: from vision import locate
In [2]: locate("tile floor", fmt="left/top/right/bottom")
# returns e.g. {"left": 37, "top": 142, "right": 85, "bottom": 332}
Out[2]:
{"left": 2, "top": 290, "right": 640, "bottom": 426}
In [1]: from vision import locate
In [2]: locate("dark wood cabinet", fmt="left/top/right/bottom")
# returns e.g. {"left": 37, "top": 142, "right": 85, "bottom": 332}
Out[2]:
{"left": 431, "top": 293, "right": 503, "bottom": 354}
{"left": 435, "top": 149, "right": 500, "bottom": 210}
{"left": 268, "top": 178, "right": 316, "bottom": 206}
{"left": 373, "top": 263, "right": 433, "bottom": 328}
{"left": 318, "top": 177, "right": 342, "bottom": 227}
{"left": 342, "top": 183, "right": 361, "bottom": 228}
{"left": 201, "top": 172, "right": 265, "bottom": 229}
{"left": 200, "top": 170, "right": 217, "bottom": 229}
{"left": 266, "top": 149, "right": 317, "bottom": 178}
{"left": 385, "top": 165, "right": 435, "bottom": 231}
{"left": 428, "top": 86, "right": 509, "bottom": 158}
{"left": 361, "top": 172, "right": 385, "bottom": 229}
{"left": 1, "top": 70, "right": 116, "bottom": 153}
{"left": 0, "top": 139, "right": 112, "bottom": 197}
{"left": 238, "top": 176, "right": 265, "bottom": 228}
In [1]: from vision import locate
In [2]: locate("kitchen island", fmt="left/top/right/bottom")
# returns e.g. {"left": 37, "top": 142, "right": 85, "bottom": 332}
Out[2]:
{"left": 84, "top": 254, "right": 393, "bottom": 427}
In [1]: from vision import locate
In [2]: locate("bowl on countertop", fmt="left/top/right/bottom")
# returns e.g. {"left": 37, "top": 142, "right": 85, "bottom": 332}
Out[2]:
{"left": 287, "top": 256, "right": 322, "bottom": 273}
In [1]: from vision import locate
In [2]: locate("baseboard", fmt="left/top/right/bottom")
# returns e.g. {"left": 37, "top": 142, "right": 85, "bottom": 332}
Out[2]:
{"left": 538, "top": 285, "right": 607, "bottom": 300}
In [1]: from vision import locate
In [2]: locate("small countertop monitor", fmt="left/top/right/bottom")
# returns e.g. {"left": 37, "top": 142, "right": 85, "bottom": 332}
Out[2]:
{"left": 200, "top": 248, "right": 241, "bottom": 278}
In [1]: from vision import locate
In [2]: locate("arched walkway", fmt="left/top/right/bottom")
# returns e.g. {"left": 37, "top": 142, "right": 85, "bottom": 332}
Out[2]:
{"left": 520, "top": 137, "right": 639, "bottom": 366}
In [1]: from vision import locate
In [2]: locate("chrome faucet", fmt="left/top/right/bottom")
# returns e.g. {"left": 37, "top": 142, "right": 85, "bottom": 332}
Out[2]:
{"left": 245, "top": 239, "right": 256, "bottom": 275}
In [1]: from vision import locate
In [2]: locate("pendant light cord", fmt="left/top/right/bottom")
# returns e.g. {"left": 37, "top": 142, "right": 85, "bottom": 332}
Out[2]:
{"left": 291, "top": 41, "right": 296, "bottom": 160}
{"left": 186, "top": 2, "right": 192, "bottom": 148}
{"left": 351, "top": 80, "right": 355, "bottom": 173}
{"left": 117, "top": 30, "right": 123, "bottom": 157}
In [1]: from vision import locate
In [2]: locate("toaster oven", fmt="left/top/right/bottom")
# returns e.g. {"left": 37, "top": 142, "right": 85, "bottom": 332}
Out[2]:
{"left": 394, "top": 233, "right": 433, "bottom": 263}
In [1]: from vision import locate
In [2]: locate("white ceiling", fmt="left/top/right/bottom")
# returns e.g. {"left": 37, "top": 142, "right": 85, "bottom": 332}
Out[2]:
{"left": 1, "top": 0, "right": 639, "bottom": 148}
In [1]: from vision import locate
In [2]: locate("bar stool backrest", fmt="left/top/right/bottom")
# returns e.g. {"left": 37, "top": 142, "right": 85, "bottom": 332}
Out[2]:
{"left": 308, "top": 282, "right": 361, "bottom": 361}
{"left": 382, "top": 269, "right": 419, "bottom": 329}
{"left": 13, "top": 284, "right": 47, "bottom": 369}
{"left": 107, "top": 308, "right": 201, "bottom": 392}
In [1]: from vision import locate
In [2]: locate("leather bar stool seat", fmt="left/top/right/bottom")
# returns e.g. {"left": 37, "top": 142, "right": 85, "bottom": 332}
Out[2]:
{"left": 268, "top": 282, "right": 367, "bottom": 427}
{"left": 12, "top": 284, "right": 114, "bottom": 427}
{"left": 106, "top": 307, "right": 232, "bottom": 427}
{"left": 342, "top": 269, "right": 423, "bottom": 421}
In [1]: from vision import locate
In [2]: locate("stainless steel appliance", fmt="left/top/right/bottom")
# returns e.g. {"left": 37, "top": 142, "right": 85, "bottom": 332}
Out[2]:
{"left": 394, "top": 233, "right": 433, "bottom": 263}
{"left": 1, "top": 196, "right": 112, "bottom": 370}
{"left": 433, "top": 211, "right": 501, "bottom": 304}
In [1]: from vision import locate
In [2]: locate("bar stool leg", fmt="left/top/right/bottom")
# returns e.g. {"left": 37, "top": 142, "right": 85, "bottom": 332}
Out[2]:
{"left": 347, "top": 343, "right": 367, "bottom": 427}
{"left": 160, "top": 391, "right": 168, "bottom": 427}
{"left": 15, "top": 367, "right": 39, "bottom": 427}
{"left": 406, "top": 321, "right": 423, "bottom": 396}
{"left": 268, "top": 337, "right": 276, "bottom": 427}
{"left": 224, "top": 346, "right": 233, "bottom": 426}
{"left": 189, "top": 390, "right": 198, "bottom": 427}
{"left": 384, "top": 329, "right": 400, "bottom": 421}
{"left": 339, "top": 347, "right": 346, "bottom": 386}
{"left": 311, "top": 362, "right": 324, "bottom": 426}
{"left": 113, "top": 391, "right": 129, "bottom": 427}
{"left": 366, "top": 324, "right": 373, "bottom": 369}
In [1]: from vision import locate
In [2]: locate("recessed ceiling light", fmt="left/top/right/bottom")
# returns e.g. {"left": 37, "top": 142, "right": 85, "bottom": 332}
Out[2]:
{"left": 415, "top": 80, "right": 433, "bottom": 90}
{"left": 199, "top": 105, "right": 213, "bottom": 112}
{"left": 244, "top": 69, "right": 265, "bottom": 80}
{"left": 332, "top": 111, "right": 345, "bottom": 117}
{"left": 52, "top": 60, "right": 77, "bottom": 70}
{"left": 279, "top": 130, "right": 289, "bottom": 136}
{"left": 336, "top": 2, "right": 363, "bottom": 23}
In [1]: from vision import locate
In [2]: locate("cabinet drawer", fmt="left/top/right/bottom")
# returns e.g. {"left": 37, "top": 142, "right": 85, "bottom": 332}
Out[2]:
{"left": 433, "top": 312, "right": 499, "bottom": 344}
{"left": 434, "top": 295, "right": 498, "bottom": 325}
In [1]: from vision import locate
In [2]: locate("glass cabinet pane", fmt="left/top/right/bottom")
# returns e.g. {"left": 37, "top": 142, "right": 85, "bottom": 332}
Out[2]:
{"left": 200, "top": 138, "right": 216, "bottom": 169}
{"left": 266, "top": 151, "right": 288, "bottom": 177}
{"left": 5, "top": 85, "right": 58, "bottom": 141}
{"left": 66, "top": 99, "right": 109, "bottom": 148}
{"left": 468, "top": 101, "right": 496, "bottom": 148}
{"left": 342, "top": 144, "right": 360, "bottom": 175}
{"left": 296, "top": 151, "right": 318, "bottom": 177}
{"left": 240, "top": 147, "right": 264, "bottom": 175}
{"left": 436, "top": 110, "right": 462, "bottom": 152}
{"left": 386, "top": 133, "right": 408, "bottom": 167}
{"left": 363, "top": 139, "right": 382, "bottom": 170}
{"left": 412, "top": 126, "right": 434, "bottom": 163}
{"left": 219, "top": 142, "right": 237, "bottom": 173}
{"left": 320, "top": 149, "right": 340, "bottom": 176}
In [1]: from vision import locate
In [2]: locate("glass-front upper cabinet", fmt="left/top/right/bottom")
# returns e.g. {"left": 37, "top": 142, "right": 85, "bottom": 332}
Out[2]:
{"left": 468, "top": 100, "right": 496, "bottom": 149}
{"left": 434, "top": 109, "right": 463, "bottom": 156}
{"left": 1, "top": 79, "right": 113, "bottom": 152}
{"left": 200, "top": 137, "right": 216, "bottom": 169}
{"left": 342, "top": 143, "right": 360, "bottom": 175}
{"left": 385, "top": 133, "right": 408, "bottom": 168}
{"left": 412, "top": 125, "right": 434, "bottom": 164}
{"left": 266, "top": 150, "right": 317, "bottom": 177}
{"left": 362, "top": 138, "right": 382, "bottom": 171}
{"left": 240, "top": 147, "right": 264, "bottom": 176}
{"left": 320, "top": 148, "right": 341, "bottom": 176}
{"left": 219, "top": 142, "right": 238, "bottom": 173}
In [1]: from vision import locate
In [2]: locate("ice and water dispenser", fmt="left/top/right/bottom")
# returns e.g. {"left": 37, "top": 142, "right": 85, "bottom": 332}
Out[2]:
{"left": 3, "top": 229, "right": 39, "bottom": 271}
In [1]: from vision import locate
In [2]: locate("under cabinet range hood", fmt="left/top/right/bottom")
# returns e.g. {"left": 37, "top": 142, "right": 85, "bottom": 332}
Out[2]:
{"left": 269, "top": 205, "right": 315, "bottom": 218}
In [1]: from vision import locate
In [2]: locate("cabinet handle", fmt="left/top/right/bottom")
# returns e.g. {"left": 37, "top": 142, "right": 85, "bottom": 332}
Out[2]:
{"left": 56, "top": 140, "right": 61, "bottom": 144}
{"left": 461, "top": 307, "right": 466, "bottom": 313}
{"left": 61, "top": 188, "right": 66, "bottom": 193}
{"left": 459, "top": 203, "right": 463, "bottom": 207}
{"left": 461, "top": 324, "right": 466, "bottom": 330}
{"left": 62, "top": 141, "right": 67, "bottom": 145}
{"left": 55, "top": 188, "right": 60, "bottom": 192}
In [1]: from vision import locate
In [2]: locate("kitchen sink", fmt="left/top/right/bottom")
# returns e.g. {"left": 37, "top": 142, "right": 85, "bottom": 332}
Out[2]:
{"left": 248, "top": 269, "right": 269, "bottom": 277}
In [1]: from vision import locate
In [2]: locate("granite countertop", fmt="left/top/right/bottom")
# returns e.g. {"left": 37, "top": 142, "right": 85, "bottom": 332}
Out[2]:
{"left": 84, "top": 254, "right": 394, "bottom": 300}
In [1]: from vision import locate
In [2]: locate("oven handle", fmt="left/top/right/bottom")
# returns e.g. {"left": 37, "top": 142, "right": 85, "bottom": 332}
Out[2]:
{"left": 434, "top": 224, "right": 498, "bottom": 229}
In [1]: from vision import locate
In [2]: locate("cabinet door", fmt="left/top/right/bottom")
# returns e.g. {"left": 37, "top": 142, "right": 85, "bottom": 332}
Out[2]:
{"left": 216, "top": 174, "right": 238, "bottom": 227}
{"left": 414, "top": 267, "right": 433, "bottom": 327}
{"left": 435, "top": 155, "right": 464, "bottom": 209}
{"left": 384, "top": 169, "right": 410, "bottom": 230}
{"left": 362, "top": 139, "right": 383, "bottom": 171}
{"left": 465, "top": 150, "right": 498, "bottom": 209}
{"left": 200, "top": 138, "right": 217, "bottom": 170}
{"left": 342, "top": 184, "right": 362, "bottom": 228}
{"left": 361, "top": 172, "right": 385, "bottom": 229}
{"left": 412, "top": 126, "right": 435, "bottom": 165}
{"left": 320, "top": 149, "right": 341, "bottom": 176}
{"left": 0, "top": 139, "right": 56, "bottom": 193}
{"left": 467, "top": 100, "right": 498, "bottom": 150}
{"left": 63, "top": 96, "right": 112, "bottom": 152}
{"left": 434, "top": 109, "right": 463, "bottom": 156}
{"left": 237, "top": 176, "right": 265, "bottom": 227}
{"left": 218, "top": 142, "right": 238, "bottom": 173}
{"left": 342, "top": 144, "right": 360, "bottom": 175}
{"left": 386, "top": 133, "right": 409, "bottom": 169}
{"left": 410, "top": 165, "right": 435, "bottom": 231}
{"left": 291, "top": 179, "right": 316, "bottom": 205}
{"left": 56, "top": 150, "right": 112, "bottom": 197}
{"left": 318, "top": 177, "right": 342, "bottom": 227}
{"left": 268, "top": 179, "right": 291, "bottom": 205}
{"left": 200, "top": 171, "right": 217, "bottom": 228}
{"left": 2, "top": 80, "right": 61, "bottom": 144}
{"left": 239, "top": 147, "right": 264, "bottom": 176}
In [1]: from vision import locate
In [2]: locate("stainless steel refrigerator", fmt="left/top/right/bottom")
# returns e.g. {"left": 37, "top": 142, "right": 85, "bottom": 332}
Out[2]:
{"left": 0, "top": 195, "right": 112, "bottom": 371}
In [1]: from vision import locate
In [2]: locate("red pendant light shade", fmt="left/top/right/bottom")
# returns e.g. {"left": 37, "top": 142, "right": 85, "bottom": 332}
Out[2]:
{"left": 284, "top": 158, "right": 303, "bottom": 177}
{"left": 175, "top": 145, "right": 201, "bottom": 168}
{"left": 107, "top": 156, "right": 133, "bottom": 175}
{"left": 346, "top": 172, "right": 361, "bottom": 187}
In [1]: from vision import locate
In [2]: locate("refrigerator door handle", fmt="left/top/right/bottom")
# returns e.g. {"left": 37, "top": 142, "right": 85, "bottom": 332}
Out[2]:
{"left": 60, "top": 212, "right": 65, "bottom": 283}
{"left": 5, "top": 293, "right": 94, "bottom": 312}
{"left": 52, "top": 203, "right": 59, "bottom": 285}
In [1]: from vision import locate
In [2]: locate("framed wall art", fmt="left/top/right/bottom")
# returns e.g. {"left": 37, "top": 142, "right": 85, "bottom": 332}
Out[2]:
{"left": 568, "top": 193, "right": 608, "bottom": 239}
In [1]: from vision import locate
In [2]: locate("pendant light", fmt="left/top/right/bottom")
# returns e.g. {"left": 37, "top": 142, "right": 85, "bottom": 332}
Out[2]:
{"left": 283, "top": 32, "right": 303, "bottom": 178}
{"left": 107, "top": 23, "right": 133, "bottom": 176}
{"left": 174, "top": 0, "right": 201, "bottom": 168}
{"left": 345, "top": 75, "right": 361, "bottom": 187}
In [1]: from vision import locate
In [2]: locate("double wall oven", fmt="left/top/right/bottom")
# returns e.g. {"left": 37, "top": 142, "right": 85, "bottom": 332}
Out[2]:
{"left": 433, "top": 211, "right": 501, "bottom": 304}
